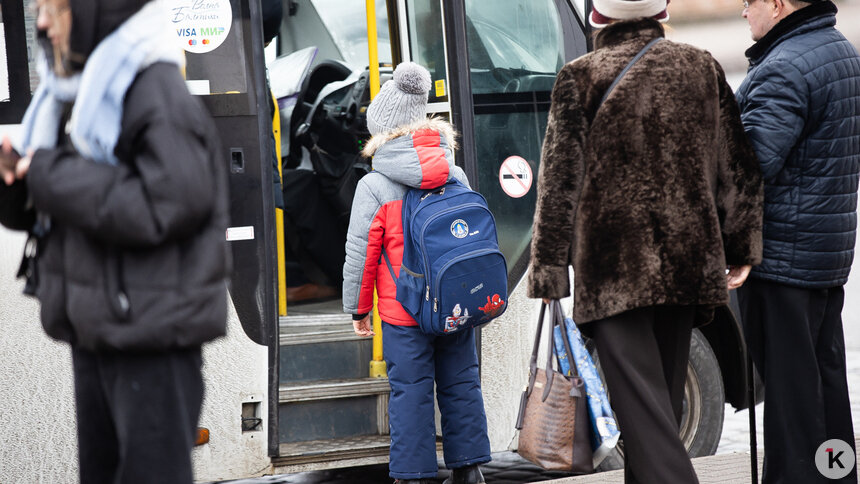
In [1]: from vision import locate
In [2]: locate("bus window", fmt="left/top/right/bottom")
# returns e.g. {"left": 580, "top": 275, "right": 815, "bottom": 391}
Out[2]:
{"left": 0, "top": 0, "right": 37, "bottom": 124}
{"left": 405, "top": 0, "right": 447, "bottom": 103}
{"left": 465, "top": 0, "right": 563, "bottom": 94}
{"left": 464, "top": 0, "right": 564, "bottom": 273}
{"left": 0, "top": 6, "right": 8, "bottom": 102}
{"left": 568, "top": 0, "right": 588, "bottom": 22}
{"left": 313, "top": 0, "right": 391, "bottom": 69}
{"left": 282, "top": 0, "right": 392, "bottom": 71}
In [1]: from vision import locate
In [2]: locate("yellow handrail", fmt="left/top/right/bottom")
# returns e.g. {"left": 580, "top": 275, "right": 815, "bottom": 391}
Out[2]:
{"left": 272, "top": 91, "right": 287, "bottom": 317}
{"left": 366, "top": 0, "right": 387, "bottom": 379}
{"left": 367, "top": 0, "right": 381, "bottom": 99}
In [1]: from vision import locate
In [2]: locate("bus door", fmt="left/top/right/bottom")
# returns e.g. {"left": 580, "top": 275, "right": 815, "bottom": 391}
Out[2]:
{"left": 175, "top": 0, "right": 279, "bottom": 455}
{"left": 270, "top": 1, "right": 394, "bottom": 471}
{"left": 268, "top": 0, "right": 591, "bottom": 471}
{"left": 390, "top": 0, "right": 588, "bottom": 286}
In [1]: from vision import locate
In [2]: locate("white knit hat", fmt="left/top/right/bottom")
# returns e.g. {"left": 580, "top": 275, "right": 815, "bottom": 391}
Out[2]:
{"left": 366, "top": 62, "right": 432, "bottom": 136}
{"left": 590, "top": 0, "right": 670, "bottom": 29}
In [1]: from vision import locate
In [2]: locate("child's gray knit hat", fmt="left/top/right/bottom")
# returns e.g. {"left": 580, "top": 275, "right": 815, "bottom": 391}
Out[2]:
{"left": 366, "top": 62, "right": 432, "bottom": 136}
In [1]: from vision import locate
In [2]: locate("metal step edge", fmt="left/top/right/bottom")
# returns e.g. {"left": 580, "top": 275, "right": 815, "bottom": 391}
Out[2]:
{"left": 274, "top": 435, "right": 391, "bottom": 467}
{"left": 279, "top": 329, "right": 363, "bottom": 346}
{"left": 279, "top": 378, "right": 390, "bottom": 403}
{"left": 279, "top": 313, "right": 362, "bottom": 346}
{"left": 273, "top": 436, "right": 442, "bottom": 469}
{"left": 279, "top": 313, "right": 353, "bottom": 326}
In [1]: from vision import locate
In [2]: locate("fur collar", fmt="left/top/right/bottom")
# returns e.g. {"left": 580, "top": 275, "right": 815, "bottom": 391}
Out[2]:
{"left": 745, "top": 1, "right": 837, "bottom": 63}
{"left": 361, "top": 117, "right": 458, "bottom": 158}
{"left": 594, "top": 17, "right": 665, "bottom": 51}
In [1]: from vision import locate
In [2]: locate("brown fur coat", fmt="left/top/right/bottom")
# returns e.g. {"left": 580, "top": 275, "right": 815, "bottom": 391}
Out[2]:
{"left": 527, "top": 18, "right": 763, "bottom": 325}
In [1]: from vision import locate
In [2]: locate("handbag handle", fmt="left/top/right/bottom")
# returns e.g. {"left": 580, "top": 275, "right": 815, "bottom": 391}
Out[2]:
{"left": 526, "top": 300, "right": 582, "bottom": 402}
{"left": 515, "top": 300, "right": 581, "bottom": 430}
{"left": 542, "top": 301, "right": 558, "bottom": 401}
{"left": 547, "top": 301, "right": 582, "bottom": 399}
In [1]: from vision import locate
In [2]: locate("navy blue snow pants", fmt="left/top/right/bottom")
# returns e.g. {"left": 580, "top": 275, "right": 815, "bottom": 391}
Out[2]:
{"left": 382, "top": 322, "right": 491, "bottom": 479}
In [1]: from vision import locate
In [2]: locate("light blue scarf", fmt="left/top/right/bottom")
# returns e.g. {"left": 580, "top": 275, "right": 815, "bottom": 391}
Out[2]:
{"left": 17, "top": 1, "right": 185, "bottom": 165}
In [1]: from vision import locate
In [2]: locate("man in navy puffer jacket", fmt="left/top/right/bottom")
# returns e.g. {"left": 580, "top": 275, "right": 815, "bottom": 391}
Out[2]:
{"left": 736, "top": 0, "right": 860, "bottom": 482}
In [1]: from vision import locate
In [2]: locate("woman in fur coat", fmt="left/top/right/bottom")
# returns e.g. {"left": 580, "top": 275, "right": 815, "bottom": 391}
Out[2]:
{"left": 527, "top": 1, "right": 764, "bottom": 482}
{"left": 343, "top": 62, "right": 490, "bottom": 484}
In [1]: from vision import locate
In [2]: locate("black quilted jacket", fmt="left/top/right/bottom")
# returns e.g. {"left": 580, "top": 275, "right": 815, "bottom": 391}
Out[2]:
{"left": 0, "top": 63, "right": 230, "bottom": 351}
{"left": 736, "top": 1, "right": 860, "bottom": 288}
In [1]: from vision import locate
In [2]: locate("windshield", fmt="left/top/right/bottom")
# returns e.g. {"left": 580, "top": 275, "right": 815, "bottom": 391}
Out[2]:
{"left": 311, "top": 0, "right": 392, "bottom": 70}
{"left": 470, "top": 19, "right": 547, "bottom": 72}
{"left": 466, "top": 0, "right": 563, "bottom": 74}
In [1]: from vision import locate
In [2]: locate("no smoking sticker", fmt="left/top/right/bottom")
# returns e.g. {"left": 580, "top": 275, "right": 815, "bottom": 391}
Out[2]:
{"left": 498, "top": 156, "right": 533, "bottom": 198}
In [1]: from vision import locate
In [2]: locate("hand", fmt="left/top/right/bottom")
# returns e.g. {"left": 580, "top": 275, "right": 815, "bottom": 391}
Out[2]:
{"left": 0, "top": 135, "right": 21, "bottom": 185}
{"left": 353, "top": 314, "right": 374, "bottom": 337}
{"left": 15, "top": 152, "right": 33, "bottom": 180}
{"left": 727, "top": 265, "right": 752, "bottom": 290}
{"left": 542, "top": 298, "right": 550, "bottom": 304}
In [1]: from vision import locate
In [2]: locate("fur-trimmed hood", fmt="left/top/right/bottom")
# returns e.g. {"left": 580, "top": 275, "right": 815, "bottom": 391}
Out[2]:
{"left": 362, "top": 117, "right": 458, "bottom": 157}
{"left": 361, "top": 117, "right": 460, "bottom": 189}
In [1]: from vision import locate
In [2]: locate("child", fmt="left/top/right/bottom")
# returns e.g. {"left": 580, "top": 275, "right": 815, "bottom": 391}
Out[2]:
{"left": 343, "top": 62, "right": 490, "bottom": 484}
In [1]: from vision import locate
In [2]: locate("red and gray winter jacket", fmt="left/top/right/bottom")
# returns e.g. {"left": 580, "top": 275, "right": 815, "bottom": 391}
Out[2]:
{"left": 343, "top": 118, "right": 468, "bottom": 326}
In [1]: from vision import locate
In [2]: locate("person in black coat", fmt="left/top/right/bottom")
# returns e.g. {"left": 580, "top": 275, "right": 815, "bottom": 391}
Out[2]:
{"left": 736, "top": 1, "right": 860, "bottom": 482}
{"left": 0, "top": 1, "right": 229, "bottom": 482}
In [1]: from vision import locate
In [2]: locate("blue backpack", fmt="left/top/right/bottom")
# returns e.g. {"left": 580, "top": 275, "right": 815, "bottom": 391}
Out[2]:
{"left": 382, "top": 178, "right": 508, "bottom": 335}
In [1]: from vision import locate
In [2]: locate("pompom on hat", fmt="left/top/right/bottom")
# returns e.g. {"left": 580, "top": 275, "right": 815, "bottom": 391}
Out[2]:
{"left": 590, "top": 0, "right": 670, "bottom": 29}
{"left": 366, "top": 62, "right": 432, "bottom": 136}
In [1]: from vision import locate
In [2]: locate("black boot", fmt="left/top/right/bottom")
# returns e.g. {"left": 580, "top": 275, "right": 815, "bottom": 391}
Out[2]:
{"left": 442, "top": 465, "right": 485, "bottom": 484}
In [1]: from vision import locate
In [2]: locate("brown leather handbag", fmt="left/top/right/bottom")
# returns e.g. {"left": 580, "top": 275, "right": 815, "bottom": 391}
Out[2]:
{"left": 515, "top": 300, "right": 594, "bottom": 473}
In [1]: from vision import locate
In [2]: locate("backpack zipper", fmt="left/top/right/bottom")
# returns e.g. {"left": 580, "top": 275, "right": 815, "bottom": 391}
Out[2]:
{"left": 432, "top": 248, "right": 503, "bottom": 312}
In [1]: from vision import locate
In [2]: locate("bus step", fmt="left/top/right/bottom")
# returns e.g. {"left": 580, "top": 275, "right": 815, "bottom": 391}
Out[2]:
{"left": 279, "top": 378, "right": 390, "bottom": 403}
{"left": 279, "top": 314, "right": 358, "bottom": 346}
{"left": 273, "top": 435, "right": 391, "bottom": 469}
{"left": 279, "top": 314, "right": 374, "bottom": 383}
{"left": 278, "top": 378, "right": 390, "bottom": 444}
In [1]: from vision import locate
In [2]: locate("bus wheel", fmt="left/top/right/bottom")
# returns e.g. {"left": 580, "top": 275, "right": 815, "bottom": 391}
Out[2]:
{"left": 594, "top": 329, "right": 725, "bottom": 471}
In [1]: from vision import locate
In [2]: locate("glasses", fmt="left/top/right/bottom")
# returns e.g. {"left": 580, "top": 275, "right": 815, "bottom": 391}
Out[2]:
{"left": 742, "top": 0, "right": 755, "bottom": 8}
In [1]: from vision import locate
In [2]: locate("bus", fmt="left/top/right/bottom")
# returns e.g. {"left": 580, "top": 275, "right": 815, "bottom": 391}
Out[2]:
{"left": 0, "top": 1, "right": 757, "bottom": 481}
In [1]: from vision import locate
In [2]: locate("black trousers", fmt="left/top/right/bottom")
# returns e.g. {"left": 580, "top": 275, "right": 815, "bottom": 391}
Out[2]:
{"left": 737, "top": 278, "right": 857, "bottom": 484}
{"left": 72, "top": 347, "right": 204, "bottom": 484}
{"left": 590, "top": 305, "right": 699, "bottom": 484}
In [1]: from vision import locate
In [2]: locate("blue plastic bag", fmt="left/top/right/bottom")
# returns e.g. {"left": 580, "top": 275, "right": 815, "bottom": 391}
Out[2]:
{"left": 553, "top": 317, "right": 620, "bottom": 466}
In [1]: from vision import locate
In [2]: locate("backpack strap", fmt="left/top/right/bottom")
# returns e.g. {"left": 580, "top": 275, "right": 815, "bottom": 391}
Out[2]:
{"left": 598, "top": 37, "right": 662, "bottom": 109}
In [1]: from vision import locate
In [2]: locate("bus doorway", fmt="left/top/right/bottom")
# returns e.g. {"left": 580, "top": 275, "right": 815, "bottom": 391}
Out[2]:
{"left": 267, "top": 0, "right": 594, "bottom": 472}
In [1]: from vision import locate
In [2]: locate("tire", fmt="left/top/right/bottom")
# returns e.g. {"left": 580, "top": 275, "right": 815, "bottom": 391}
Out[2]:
{"left": 594, "top": 329, "right": 725, "bottom": 471}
